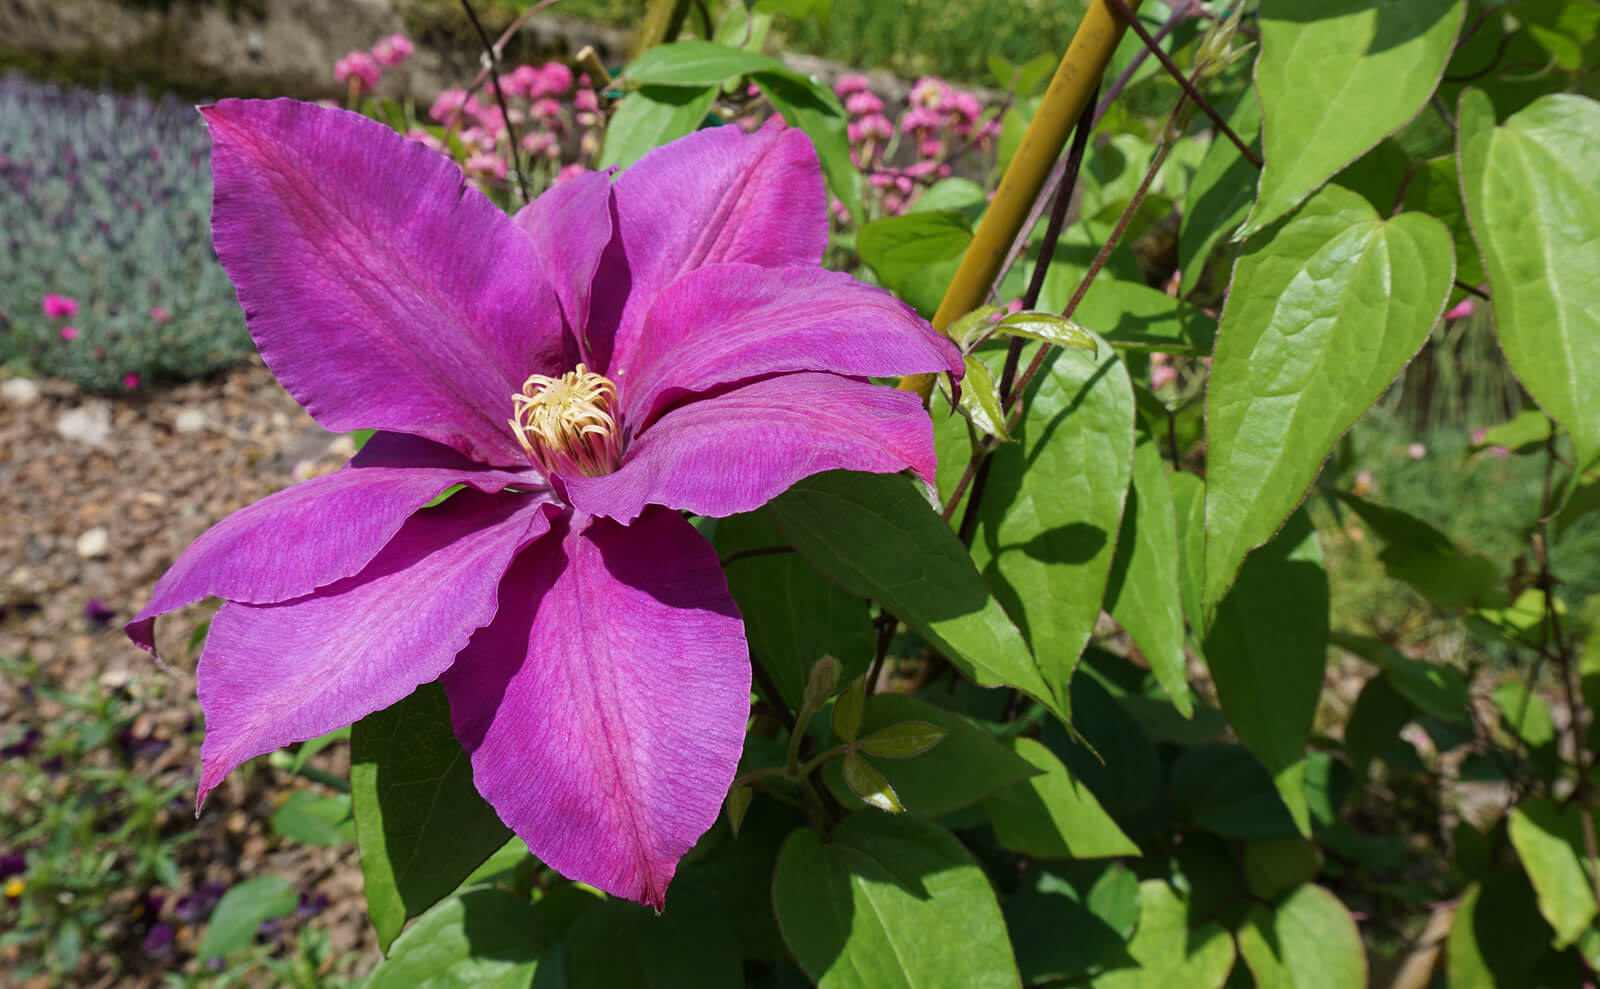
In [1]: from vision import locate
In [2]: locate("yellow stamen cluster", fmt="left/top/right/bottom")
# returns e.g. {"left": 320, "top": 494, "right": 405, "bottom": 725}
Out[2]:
{"left": 509, "top": 364, "right": 624, "bottom": 477}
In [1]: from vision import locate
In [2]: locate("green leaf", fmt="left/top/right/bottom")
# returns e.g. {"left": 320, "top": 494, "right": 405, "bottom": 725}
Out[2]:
{"left": 1042, "top": 670, "right": 1162, "bottom": 825}
{"left": 714, "top": 511, "right": 873, "bottom": 713}
{"left": 982, "top": 737, "right": 1138, "bottom": 859}
{"left": 1334, "top": 491, "right": 1506, "bottom": 609}
{"left": 856, "top": 210, "right": 973, "bottom": 291}
{"left": 598, "top": 85, "right": 718, "bottom": 171}
{"left": 754, "top": 69, "right": 864, "bottom": 226}
{"left": 1088, "top": 881, "right": 1236, "bottom": 989}
{"left": 1510, "top": 797, "right": 1600, "bottom": 947}
{"left": 566, "top": 877, "right": 742, "bottom": 989}
{"left": 772, "top": 813, "right": 1020, "bottom": 989}
{"left": 1180, "top": 93, "right": 1261, "bottom": 298}
{"left": 1071, "top": 279, "right": 1217, "bottom": 356}
{"left": 968, "top": 341, "right": 1136, "bottom": 702}
{"left": 351, "top": 682, "right": 512, "bottom": 952}
{"left": 1245, "top": 0, "right": 1466, "bottom": 234}
{"left": 1493, "top": 681, "right": 1558, "bottom": 751}
{"left": 1344, "top": 673, "right": 1420, "bottom": 776}
{"left": 1171, "top": 470, "right": 1207, "bottom": 637}
{"left": 196, "top": 877, "right": 298, "bottom": 961}
{"left": 910, "top": 177, "right": 988, "bottom": 218}
{"left": 767, "top": 471, "right": 1064, "bottom": 719}
{"left": 1472, "top": 408, "right": 1554, "bottom": 456}
{"left": 622, "top": 39, "right": 782, "bottom": 86}
{"left": 858, "top": 721, "right": 947, "bottom": 759}
{"left": 1555, "top": 478, "right": 1600, "bottom": 544}
{"left": 1459, "top": 90, "right": 1600, "bottom": 470}
{"left": 957, "top": 353, "right": 1012, "bottom": 442}
{"left": 841, "top": 754, "right": 903, "bottom": 812}
{"left": 995, "top": 311, "right": 1097, "bottom": 353}
{"left": 823, "top": 693, "right": 1039, "bottom": 816}
{"left": 832, "top": 675, "right": 866, "bottom": 743}
{"left": 1202, "top": 510, "right": 1327, "bottom": 834}
{"left": 1008, "top": 863, "right": 1140, "bottom": 984}
{"left": 1401, "top": 154, "right": 1487, "bottom": 295}
{"left": 1204, "top": 184, "right": 1453, "bottom": 608}
{"left": 1106, "top": 440, "right": 1192, "bottom": 715}
{"left": 365, "top": 887, "right": 555, "bottom": 989}
{"left": 1474, "top": 588, "right": 1562, "bottom": 652}
{"left": 1330, "top": 632, "right": 1471, "bottom": 725}
{"left": 270, "top": 791, "right": 352, "bottom": 848}
{"left": 1173, "top": 744, "right": 1301, "bottom": 840}
{"left": 725, "top": 785, "right": 752, "bottom": 838}
{"left": 1448, "top": 869, "right": 1561, "bottom": 988}
{"left": 948, "top": 304, "right": 1004, "bottom": 351}
{"left": 682, "top": 796, "right": 802, "bottom": 962}
{"left": 1236, "top": 885, "right": 1367, "bottom": 989}
{"left": 1243, "top": 836, "right": 1323, "bottom": 902}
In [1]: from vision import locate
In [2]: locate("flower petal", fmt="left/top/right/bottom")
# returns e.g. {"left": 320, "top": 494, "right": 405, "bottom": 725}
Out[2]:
{"left": 195, "top": 490, "right": 556, "bottom": 807}
{"left": 593, "top": 125, "right": 827, "bottom": 374}
{"left": 203, "top": 99, "right": 562, "bottom": 464}
{"left": 614, "top": 262, "right": 963, "bottom": 428}
{"left": 441, "top": 508, "right": 748, "bottom": 909}
{"left": 127, "top": 459, "right": 542, "bottom": 655}
{"left": 512, "top": 167, "right": 614, "bottom": 366}
{"left": 564, "top": 372, "right": 938, "bottom": 522}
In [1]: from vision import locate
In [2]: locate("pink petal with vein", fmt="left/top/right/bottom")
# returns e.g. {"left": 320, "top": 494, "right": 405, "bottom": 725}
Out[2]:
{"left": 196, "top": 490, "right": 557, "bottom": 807}
{"left": 203, "top": 99, "right": 563, "bottom": 465}
{"left": 565, "top": 372, "right": 937, "bottom": 522}
{"left": 442, "top": 508, "right": 749, "bottom": 908}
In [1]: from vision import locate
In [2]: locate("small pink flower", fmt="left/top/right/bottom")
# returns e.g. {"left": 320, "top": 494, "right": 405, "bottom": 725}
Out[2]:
{"left": 541, "top": 63, "right": 574, "bottom": 96}
{"left": 949, "top": 91, "right": 982, "bottom": 122}
{"left": 371, "top": 34, "right": 414, "bottom": 68}
{"left": 574, "top": 88, "right": 599, "bottom": 114}
{"left": 882, "top": 192, "right": 906, "bottom": 215}
{"left": 1445, "top": 298, "right": 1475, "bottom": 320}
{"left": 502, "top": 65, "right": 539, "bottom": 97}
{"left": 1470, "top": 427, "right": 1488, "bottom": 445}
{"left": 737, "top": 115, "right": 762, "bottom": 133}
{"left": 521, "top": 132, "right": 555, "bottom": 156}
{"left": 123, "top": 373, "right": 140, "bottom": 389}
{"left": 1151, "top": 364, "right": 1178, "bottom": 389}
{"left": 1406, "top": 442, "right": 1427, "bottom": 460}
{"left": 848, "top": 114, "right": 892, "bottom": 144}
{"left": 910, "top": 76, "right": 951, "bottom": 110}
{"left": 555, "top": 162, "right": 588, "bottom": 184}
{"left": 918, "top": 138, "right": 944, "bottom": 160}
{"left": 464, "top": 153, "right": 508, "bottom": 180}
{"left": 900, "top": 106, "right": 944, "bottom": 133}
{"left": 150, "top": 307, "right": 171, "bottom": 322}
{"left": 42, "top": 294, "right": 78, "bottom": 318}
{"left": 834, "top": 73, "right": 871, "bottom": 97}
{"left": 1490, "top": 445, "right": 1511, "bottom": 460}
{"left": 429, "top": 89, "right": 470, "bottom": 123}
{"left": 903, "top": 159, "right": 940, "bottom": 179}
{"left": 60, "top": 325, "right": 79, "bottom": 340}
{"left": 845, "top": 92, "right": 883, "bottom": 117}
{"left": 334, "top": 52, "right": 381, "bottom": 95}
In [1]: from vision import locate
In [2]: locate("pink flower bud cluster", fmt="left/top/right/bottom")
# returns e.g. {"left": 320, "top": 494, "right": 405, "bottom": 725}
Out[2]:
{"left": 335, "top": 34, "right": 415, "bottom": 95}
{"left": 833, "top": 73, "right": 1000, "bottom": 219}
{"left": 413, "top": 63, "right": 601, "bottom": 195}
{"left": 39, "top": 293, "right": 166, "bottom": 386}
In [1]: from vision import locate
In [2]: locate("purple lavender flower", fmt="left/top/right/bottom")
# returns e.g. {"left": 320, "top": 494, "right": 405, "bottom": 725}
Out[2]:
{"left": 127, "top": 100, "right": 960, "bottom": 908}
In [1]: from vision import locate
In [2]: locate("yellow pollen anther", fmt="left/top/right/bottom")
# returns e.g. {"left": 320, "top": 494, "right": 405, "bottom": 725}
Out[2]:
{"left": 509, "top": 364, "right": 624, "bottom": 477}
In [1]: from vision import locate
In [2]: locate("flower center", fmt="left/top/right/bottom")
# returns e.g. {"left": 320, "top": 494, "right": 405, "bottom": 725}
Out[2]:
{"left": 509, "top": 364, "right": 624, "bottom": 477}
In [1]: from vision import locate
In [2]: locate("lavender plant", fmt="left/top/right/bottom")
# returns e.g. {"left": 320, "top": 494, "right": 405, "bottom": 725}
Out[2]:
{"left": 0, "top": 74, "right": 249, "bottom": 392}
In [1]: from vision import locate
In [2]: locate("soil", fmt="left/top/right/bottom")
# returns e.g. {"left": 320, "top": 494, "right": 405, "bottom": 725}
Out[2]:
{"left": 1, "top": 361, "right": 381, "bottom": 985}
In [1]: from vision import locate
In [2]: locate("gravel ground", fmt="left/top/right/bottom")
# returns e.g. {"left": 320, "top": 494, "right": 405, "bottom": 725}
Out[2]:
{"left": 1, "top": 361, "right": 380, "bottom": 985}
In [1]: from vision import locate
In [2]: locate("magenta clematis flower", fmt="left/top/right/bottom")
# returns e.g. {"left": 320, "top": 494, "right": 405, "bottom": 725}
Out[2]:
{"left": 126, "top": 100, "right": 960, "bottom": 907}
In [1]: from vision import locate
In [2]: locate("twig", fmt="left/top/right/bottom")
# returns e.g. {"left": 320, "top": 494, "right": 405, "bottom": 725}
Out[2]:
{"left": 1103, "top": 0, "right": 1261, "bottom": 167}
{"left": 460, "top": 0, "right": 529, "bottom": 203}
{"left": 446, "top": 0, "right": 566, "bottom": 139}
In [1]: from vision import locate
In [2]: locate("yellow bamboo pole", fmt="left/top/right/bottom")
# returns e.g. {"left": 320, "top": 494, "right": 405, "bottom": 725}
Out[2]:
{"left": 901, "top": 0, "right": 1142, "bottom": 399}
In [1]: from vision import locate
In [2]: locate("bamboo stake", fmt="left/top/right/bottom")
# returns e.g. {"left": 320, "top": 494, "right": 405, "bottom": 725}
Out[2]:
{"left": 900, "top": 0, "right": 1143, "bottom": 400}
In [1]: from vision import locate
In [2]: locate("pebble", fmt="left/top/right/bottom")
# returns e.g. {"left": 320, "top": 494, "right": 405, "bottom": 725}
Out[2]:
{"left": 1, "top": 377, "right": 40, "bottom": 406}
{"left": 56, "top": 402, "right": 112, "bottom": 447}
{"left": 174, "top": 408, "right": 209, "bottom": 433}
{"left": 75, "top": 526, "right": 110, "bottom": 559}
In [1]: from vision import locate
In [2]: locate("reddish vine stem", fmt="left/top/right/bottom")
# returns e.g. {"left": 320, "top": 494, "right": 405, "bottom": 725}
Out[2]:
{"left": 1103, "top": 0, "right": 1261, "bottom": 167}
{"left": 1005, "top": 128, "right": 1178, "bottom": 424}
{"left": 942, "top": 89, "right": 1099, "bottom": 532}
{"left": 460, "top": 0, "right": 530, "bottom": 204}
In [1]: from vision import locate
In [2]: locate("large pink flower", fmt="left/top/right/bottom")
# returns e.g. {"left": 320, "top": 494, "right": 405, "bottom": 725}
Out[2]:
{"left": 126, "top": 100, "right": 959, "bottom": 907}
